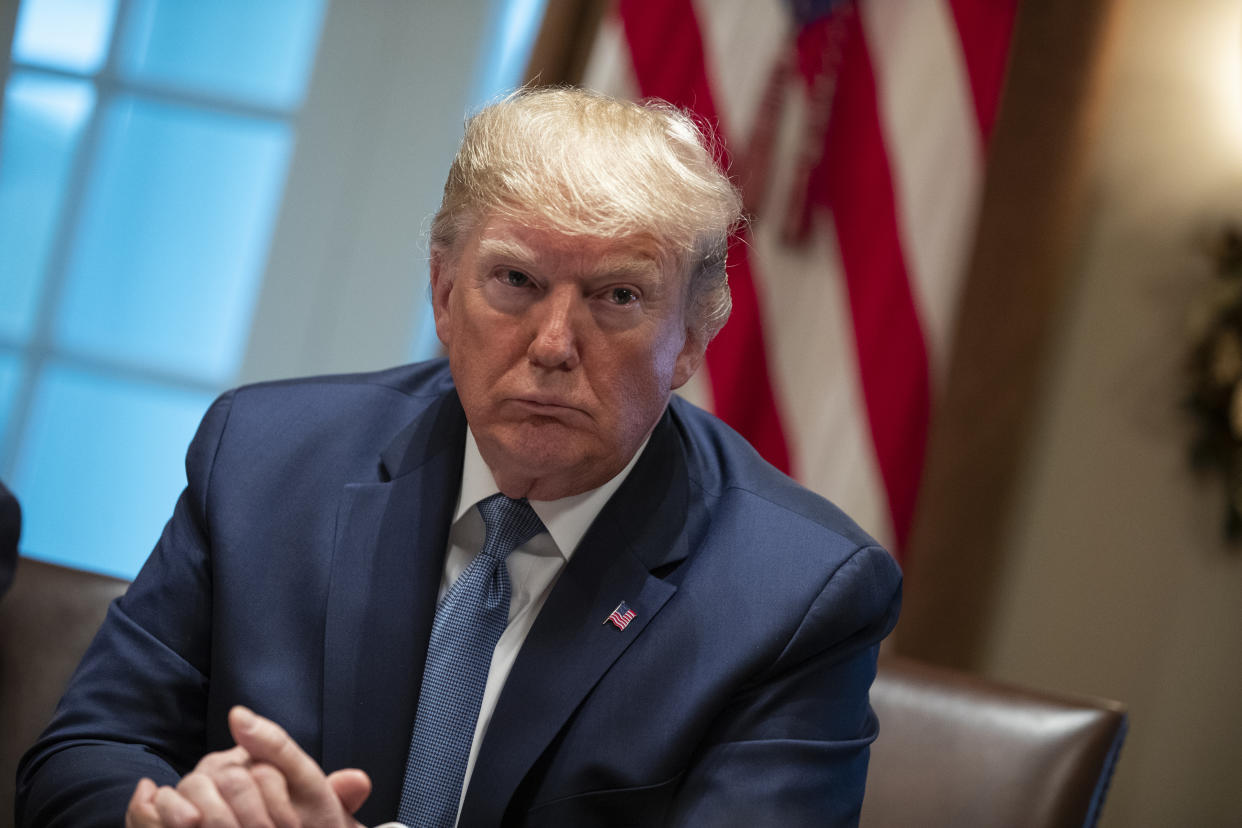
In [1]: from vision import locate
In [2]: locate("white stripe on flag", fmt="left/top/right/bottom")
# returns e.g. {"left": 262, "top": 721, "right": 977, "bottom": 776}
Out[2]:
{"left": 862, "top": 0, "right": 984, "bottom": 377}
{"left": 692, "top": 0, "right": 791, "bottom": 144}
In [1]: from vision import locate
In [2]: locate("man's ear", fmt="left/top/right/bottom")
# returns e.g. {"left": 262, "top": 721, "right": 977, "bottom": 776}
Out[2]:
{"left": 429, "top": 250, "right": 454, "bottom": 346}
{"left": 671, "top": 331, "right": 707, "bottom": 390}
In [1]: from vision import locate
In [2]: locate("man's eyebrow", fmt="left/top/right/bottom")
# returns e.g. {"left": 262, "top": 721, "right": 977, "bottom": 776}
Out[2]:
{"left": 586, "top": 256, "right": 661, "bottom": 281}
{"left": 474, "top": 236, "right": 662, "bottom": 280}
{"left": 475, "top": 236, "right": 538, "bottom": 264}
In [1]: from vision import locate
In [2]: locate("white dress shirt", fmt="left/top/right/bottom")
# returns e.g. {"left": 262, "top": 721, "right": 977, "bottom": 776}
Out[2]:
{"left": 430, "top": 427, "right": 647, "bottom": 825}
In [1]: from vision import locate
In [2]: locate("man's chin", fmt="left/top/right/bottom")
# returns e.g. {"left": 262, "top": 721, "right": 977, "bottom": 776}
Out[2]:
{"left": 482, "top": 430, "right": 608, "bottom": 498}
{"left": 498, "top": 442, "right": 588, "bottom": 480}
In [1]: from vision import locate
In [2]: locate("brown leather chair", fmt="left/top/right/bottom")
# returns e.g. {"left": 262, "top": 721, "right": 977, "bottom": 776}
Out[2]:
{"left": 0, "top": 557, "right": 130, "bottom": 824}
{"left": 862, "top": 655, "right": 1128, "bottom": 828}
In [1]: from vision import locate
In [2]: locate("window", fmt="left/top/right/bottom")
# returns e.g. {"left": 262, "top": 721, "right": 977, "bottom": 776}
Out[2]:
{"left": 1, "top": 0, "right": 546, "bottom": 577}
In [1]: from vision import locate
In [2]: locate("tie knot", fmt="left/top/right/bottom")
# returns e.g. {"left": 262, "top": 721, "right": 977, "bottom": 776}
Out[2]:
{"left": 476, "top": 494, "right": 544, "bottom": 560}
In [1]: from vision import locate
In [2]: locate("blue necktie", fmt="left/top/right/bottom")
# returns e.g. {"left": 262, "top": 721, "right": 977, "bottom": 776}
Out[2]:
{"left": 398, "top": 494, "right": 545, "bottom": 827}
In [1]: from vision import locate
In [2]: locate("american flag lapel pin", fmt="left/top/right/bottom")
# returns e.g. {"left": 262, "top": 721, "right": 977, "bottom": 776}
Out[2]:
{"left": 604, "top": 600, "right": 636, "bottom": 631}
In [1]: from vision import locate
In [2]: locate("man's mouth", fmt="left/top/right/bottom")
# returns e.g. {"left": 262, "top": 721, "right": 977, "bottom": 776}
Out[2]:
{"left": 508, "top": 396, "right": 587, "bottom": 418}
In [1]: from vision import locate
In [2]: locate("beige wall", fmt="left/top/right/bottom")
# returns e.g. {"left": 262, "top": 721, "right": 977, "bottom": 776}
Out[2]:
{"left": 978, "top": 1, "right": 1242, "bottom": 825}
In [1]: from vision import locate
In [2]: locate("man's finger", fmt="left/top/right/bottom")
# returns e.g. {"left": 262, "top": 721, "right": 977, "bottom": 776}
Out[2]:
{"left": 193, "top": 744, "right": 251, "bottom": 774}
{"left": 152, "top": 784, "right": 204, "bottom": 828}
{"left": 212, "top": 762, "right": 277, "bottom": 828}
{"left": 228, "top": 706, "right": 325, "bottom": 797}
{"left": 125, "top": 778, "right": 162, "bottom": 828}
{"left": 250, "top": 762, "right": 299, "bottom": 828}
{"left": 325, "top": 769, "right": 372, "bottom": 815}
{"left": 173, "top": 773, "right": 241, "bottom": 828}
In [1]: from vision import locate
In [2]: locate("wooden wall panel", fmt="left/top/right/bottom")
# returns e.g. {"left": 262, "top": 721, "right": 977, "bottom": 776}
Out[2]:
{"left": 896, "top": 0, "right": 1122, "bottom": 668}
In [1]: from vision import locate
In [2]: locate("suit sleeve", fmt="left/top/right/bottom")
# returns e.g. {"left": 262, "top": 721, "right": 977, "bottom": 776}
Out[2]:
{"left": 15, "top": 392, "right": 236, "bottom": 828}
{"left": 665, "top": 543, "right": 902, "bottom": 828}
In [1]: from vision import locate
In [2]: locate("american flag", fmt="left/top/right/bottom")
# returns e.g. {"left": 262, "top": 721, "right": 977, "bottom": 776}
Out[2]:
{"left": 606, "top": 601, "right": 637, "bottom": 630}
{"left": 582, "top": 0, "right": 1019, "bottom": 558}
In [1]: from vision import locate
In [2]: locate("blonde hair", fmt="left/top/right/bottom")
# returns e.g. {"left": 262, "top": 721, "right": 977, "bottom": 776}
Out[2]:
{"left": 430, "top": 86, "right": 744, "bottom": 342}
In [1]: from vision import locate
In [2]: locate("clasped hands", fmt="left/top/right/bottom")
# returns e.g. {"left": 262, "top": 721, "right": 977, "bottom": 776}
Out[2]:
{"left": 125, "top": 706, "right": 372, "bottom": 828}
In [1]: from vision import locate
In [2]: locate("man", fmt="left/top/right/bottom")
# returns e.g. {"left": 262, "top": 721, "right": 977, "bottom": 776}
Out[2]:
{"left": 18, "top": 88, "right": 901, "bottom": 827}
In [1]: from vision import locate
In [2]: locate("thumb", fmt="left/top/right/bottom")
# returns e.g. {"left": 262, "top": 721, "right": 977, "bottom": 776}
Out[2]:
{"left": 326, "top": 768, "right": 372, "bottom": 814}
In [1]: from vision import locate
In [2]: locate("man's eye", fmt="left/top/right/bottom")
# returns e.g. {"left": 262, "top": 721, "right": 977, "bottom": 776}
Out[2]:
{"left": 609, "top": 287, "right": 638, "bottom": 305}
{"left": 502, "top": 270, "right": 530, "bottom": 287}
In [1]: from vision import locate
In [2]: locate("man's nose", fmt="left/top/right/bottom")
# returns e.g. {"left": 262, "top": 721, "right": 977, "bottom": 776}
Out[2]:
{"left": 527, "top": 289, "right": 581, "bottom": 370}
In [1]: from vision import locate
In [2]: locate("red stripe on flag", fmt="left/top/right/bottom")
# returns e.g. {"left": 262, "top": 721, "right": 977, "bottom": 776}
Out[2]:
{"left": 816, "top": 11, "right": 931, "bottom": 551}
{"left": 946, "top": 0, "right": 1020, "bottom": 142}
{"left": 707, "top": 233, "right": 793, "bottom": 471}
{"left": 617, "top": 0, "right": 719, "bottom": 139}
{"left": 618, "top": 0, "right": 793, "bottom": 474}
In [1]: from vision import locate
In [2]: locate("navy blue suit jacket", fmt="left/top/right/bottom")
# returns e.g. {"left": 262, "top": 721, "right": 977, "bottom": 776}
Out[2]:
{"left": 17, "top": 360, "right": 901, "bottom": 827}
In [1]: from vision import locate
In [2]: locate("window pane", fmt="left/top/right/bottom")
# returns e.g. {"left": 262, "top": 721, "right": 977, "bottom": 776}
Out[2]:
{"left": 119, "top": 0, "right": 327, "bottom": 110}
{"left": 0, "top": 73, "right": 95, "bottom": 343}
{"left": 11, "top": 362, "right": 213, "bottom": 578}
{"left": 12, "top": 0, "right": 119, "bottom": 74}
{"left": 55, "top": 96, "right": 290, "bottom": 384}
{"left": 0, "top": 350, "right": 22, "bottom": 450}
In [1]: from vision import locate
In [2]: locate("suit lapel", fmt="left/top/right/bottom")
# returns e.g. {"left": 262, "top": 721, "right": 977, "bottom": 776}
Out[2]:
{"left": 459, "top": 411, "right": 693, "bottom": 827}
{"left": 321, "top": 390, "right": 468, "bottom": 824}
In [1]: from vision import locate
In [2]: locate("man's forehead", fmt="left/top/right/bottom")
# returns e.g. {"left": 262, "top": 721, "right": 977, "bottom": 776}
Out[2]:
{"left": 471, "top": 219, "right": 668, "bottom": 277}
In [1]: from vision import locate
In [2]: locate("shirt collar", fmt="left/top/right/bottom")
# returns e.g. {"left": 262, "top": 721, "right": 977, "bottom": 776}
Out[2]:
{"left": 454, "top": 427, "right": 650, "bottom": 560}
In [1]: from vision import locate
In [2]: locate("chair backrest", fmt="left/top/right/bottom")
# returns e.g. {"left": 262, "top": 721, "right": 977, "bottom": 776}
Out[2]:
{"left": 862, "top": 655, "right": 1127, "bottom": 828}
{"left": 0, "top": 557, "right": 130, "bottom": 823}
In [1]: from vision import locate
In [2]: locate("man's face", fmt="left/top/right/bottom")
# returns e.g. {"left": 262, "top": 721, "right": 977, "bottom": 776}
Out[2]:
{"left": 431, "top": 216, "right": 705, "bottom": 501}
